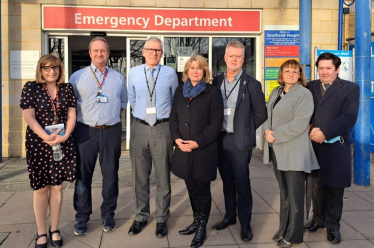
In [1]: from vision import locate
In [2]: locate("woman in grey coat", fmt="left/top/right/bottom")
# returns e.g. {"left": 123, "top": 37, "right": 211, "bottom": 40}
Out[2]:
{"left": 263, "top": 59, "right": 319, "bottom": 248}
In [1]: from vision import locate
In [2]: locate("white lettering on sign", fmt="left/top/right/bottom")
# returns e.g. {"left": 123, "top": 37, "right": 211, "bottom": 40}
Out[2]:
{"left": 75, "top": 13, "right": 150, "bottom": 28}
{"left": 155, "top": 15, "right": 233, "bottom": 29}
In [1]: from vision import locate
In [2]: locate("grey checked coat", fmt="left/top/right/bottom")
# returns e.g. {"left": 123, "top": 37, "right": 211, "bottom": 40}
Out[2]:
{"left": 263, "top": 83, "right": 320, "bottom": 173}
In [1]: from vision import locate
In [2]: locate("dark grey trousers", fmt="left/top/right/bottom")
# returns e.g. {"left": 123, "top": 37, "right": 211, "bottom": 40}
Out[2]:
{"left": 129, "top": 121, "right": 173, "bottom": 223}
{"left": 311, "top": 183, "right": 344, "bottom": 230}
{"left": 270, "top": 147, "right": 306, "bottom": 244}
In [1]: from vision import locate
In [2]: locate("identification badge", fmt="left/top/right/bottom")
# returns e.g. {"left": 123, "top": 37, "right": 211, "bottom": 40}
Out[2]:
{"left": 224, "top": 108, "right": 231, "bottom": 116}
{"left": 96, "top": 95, "right": 108, "bottom": 103}
{"left": 146, "top": 107, "right": 156, "bottom": 114}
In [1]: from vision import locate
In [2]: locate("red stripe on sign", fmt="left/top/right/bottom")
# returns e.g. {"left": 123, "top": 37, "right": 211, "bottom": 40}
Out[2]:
{"left": 43, "top": 6, "right": 261, "bottom": 33}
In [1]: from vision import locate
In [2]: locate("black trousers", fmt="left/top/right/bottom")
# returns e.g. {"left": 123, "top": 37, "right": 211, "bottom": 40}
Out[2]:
{"left": 185, "top": 179, "right": 211, "bottom": 216}
{"left": 217, "top": 132, "right": 253, "bottom": 226}
{"left": 73, "top": 122, "right": 122, "bottom": 222}
{"left": 270, "top": 147, "right": 306, "bottom": 244}
{"left": 312, "top": 183, "right": 344, "bottom": 230}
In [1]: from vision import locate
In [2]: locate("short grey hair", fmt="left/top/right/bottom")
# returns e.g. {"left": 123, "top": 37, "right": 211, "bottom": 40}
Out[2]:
{"left": 225, "top": 41, "right": 245, "bottom": 54}
{"left": 144, "top": 37, "right": 163, "bottom": 50}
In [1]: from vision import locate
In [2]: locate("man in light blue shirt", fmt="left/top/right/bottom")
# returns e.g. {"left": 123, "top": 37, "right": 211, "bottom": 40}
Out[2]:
{"left": 69, "top": 37, "right": 127, "bottom": 236}
{"left": 127, "top": 37, "right": 178, "bottom": 237}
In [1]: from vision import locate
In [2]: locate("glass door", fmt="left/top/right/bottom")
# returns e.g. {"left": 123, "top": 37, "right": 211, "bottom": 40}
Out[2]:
{"left": 124, "top": 38, "right": 147, "bottom": 149}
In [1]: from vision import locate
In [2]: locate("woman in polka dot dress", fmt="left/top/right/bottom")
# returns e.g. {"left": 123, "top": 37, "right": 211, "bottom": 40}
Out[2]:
{"left": 20, "top": 54, "right": 77, "bottom": 248}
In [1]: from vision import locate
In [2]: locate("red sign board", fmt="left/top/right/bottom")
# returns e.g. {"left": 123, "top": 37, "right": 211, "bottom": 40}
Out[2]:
{"left": 42, "top": 6, "right": 261, "bottom": 33}
{"left": 265, "top": 45, "right": 299, "bottom": 57}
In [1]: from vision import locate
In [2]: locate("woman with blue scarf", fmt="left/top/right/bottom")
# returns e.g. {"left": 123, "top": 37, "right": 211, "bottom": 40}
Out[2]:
{"left": 169, "top": 54, "right": 223, "bottom": 248}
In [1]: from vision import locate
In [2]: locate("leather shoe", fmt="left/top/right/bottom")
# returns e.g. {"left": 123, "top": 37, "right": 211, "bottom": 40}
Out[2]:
{"left": 277, "top": 239, "right": 293, "bottom": 248}
{"left": 155, "top": 223, "right": 167, "bottom": 237}
{"left": 128, "top": 220, "right": 148, "bottom": 235}
{"left": 327, "top": 229, "right": 341, "bottom": 244}
{"left": 241, "top": 224, "right": 253, "bottom": 242}
{"left": 304, "top": 221, "right": 325, "bottom": 232}
{"left": 272, "top": 233, "right": 283, "bottom": 242}
{"left": 212, "top": 218, "right": 236, "bottom": 230}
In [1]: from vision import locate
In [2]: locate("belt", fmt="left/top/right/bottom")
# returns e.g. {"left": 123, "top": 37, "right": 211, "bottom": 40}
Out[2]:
{"left": 92, "top": 125, "right": 111, "bottom": 130}
{"left": 78, "top": 122, "right": 113, "bottom": 130}
{"left": 134, "top": 118, "right": 169, "bottom": 126}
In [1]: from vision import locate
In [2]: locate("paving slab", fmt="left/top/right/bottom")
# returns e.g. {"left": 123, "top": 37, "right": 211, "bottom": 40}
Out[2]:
{"left": 354, "top": 190, "right": 374, "bottom": 204}
{"left": 0, "top": 224, "right": 36, "bottom": 248}
{"left": 250, "top": 178, "right": 279, "bottom": 195}
{"left": 342, "top": 210, "right": 374, "bottom": 239}
{"left": 0, "top": 192, "right": 13, "bottom": 205}
{"left": 0, "top": 201, "right": 35, "bottom": 225}
{"left": 305, "top": 240, "right": 374, "bottom": 248}
{"left": 255, "top": 193, "right": 280, "bottom": 214}
{"left": 342, "top": 191, "right": 374, "bottom": 211}
{"left": 249, "top": 164, "right": 276, "bottom": 178}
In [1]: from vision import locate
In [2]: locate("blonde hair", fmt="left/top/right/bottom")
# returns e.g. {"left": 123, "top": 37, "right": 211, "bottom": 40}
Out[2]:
{"left": 35, "top": 54, "right": 65, "bottom": 86}
{"left": 277, "top": 59, "right": 307, "bottom": 87}
{"left": 182, "top": 54, "right": 211, "bottom": 83}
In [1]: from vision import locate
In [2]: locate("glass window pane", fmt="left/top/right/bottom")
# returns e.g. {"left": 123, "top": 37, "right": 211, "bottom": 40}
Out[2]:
{"left": 212, "top": 38, "right": 256, "bottom": 78}
{"left": 163, "top": 37, "right": 209, "bottom": 83}
{"left": 49, "top": 38, "right": 65, "bottom": 64}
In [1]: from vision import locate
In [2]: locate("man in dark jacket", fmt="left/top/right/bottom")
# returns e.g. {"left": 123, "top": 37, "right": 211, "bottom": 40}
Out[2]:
{"left": 305, "top": 52, "right": 360, "bottom": 244}
{"left": 212, "top": 41, "right": 267, "bottom": 242}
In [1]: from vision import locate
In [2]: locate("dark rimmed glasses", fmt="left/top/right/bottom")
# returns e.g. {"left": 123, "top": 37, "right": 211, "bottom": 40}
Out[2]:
{"left": 144, "top": 48, "right": 163, "bottom": 54}
{"left": 42, "top": 66, "right": 60, "bottom": 72}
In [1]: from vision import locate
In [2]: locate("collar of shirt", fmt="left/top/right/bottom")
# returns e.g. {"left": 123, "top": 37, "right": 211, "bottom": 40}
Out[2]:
{"left": 224, "top": 69, "right": 243, "bottom": 83}
{"left": 144, "top": 64, "right": 161, "bottom": 75}
{"left": 90, "top": 63, "right": 109, "bottom": 74}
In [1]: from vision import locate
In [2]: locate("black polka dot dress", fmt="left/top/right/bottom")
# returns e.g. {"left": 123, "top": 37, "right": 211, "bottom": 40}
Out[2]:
{"left": 20, "top": 81, "right": 77, "bottom": 190}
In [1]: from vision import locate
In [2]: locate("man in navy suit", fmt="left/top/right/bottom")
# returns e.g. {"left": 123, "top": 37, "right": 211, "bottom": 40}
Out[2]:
{"left": 212, "top": 41, "right": 267, "bottom": 242}
{"left": 305, "top": 52, "right": 360, "bottom": 244}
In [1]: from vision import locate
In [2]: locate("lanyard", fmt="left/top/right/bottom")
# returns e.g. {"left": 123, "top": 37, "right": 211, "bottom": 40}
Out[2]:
{"left": 89, "top": 66, "right": 108, "bottom": 93}
{"left": 43, "top": 84, "right": 59, "bottom": 125}
{"left": 223, "top": 75, "right": 242, "bottom": 101}
{"left": 144, "top": 65, "right": 161, "bottom": 102}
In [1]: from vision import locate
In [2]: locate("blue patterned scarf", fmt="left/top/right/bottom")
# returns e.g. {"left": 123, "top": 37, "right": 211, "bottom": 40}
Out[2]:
{"left": 182, "top": 79, "right": 206, "bottom": 99}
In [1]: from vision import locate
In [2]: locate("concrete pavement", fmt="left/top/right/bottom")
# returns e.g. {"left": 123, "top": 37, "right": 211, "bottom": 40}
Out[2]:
{"left": 0, "top": 149, "right": 373, "bottom": 248}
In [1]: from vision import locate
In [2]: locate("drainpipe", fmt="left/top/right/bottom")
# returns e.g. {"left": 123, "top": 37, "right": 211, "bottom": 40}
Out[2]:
{"left": 338, "top": 0, "right": 344, "bottom": 49}
{"left": 354, "top": 0, "right": 372, "bottom": 186}
{"left": 299, "top": 0, "right": 311, "bottom": 81}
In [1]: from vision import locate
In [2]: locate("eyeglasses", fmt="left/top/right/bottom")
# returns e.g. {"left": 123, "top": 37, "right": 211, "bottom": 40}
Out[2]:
{"left": 42, "top": 66, "right": 60, "bottom": 72}
{"left": 144, "top": 48, "right": 163, "bottom": 54}
{"left": 283, "top": 69, "right": 299, "bottom": 75}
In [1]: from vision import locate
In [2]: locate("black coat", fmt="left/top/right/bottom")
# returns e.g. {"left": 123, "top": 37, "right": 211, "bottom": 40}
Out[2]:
{"left": 169, "top": 83, "right": 224, "bottom": 181}
{"left": 308, "top": 77, "right": 360, "bottom": 188}
{"left": 212, "top": 72, "right": 267, "bottom": 151}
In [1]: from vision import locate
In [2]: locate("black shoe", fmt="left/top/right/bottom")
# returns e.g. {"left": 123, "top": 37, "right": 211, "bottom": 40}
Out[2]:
{"left": 191, "top": 222, "right": 207, "bottom": 248}
{"left": 272, "top": 233, "right": 283, "bottom": 242}
{"left": 327, "top": 229, "right": 341, "bottom": 244}
{"left": 155, "top": 223, "right": 168, "bottom": 237}
{"left": 35, "top": 233, "right": 47, "bottom": 248}
{"left": 241, "top": 224, "right": 253, "bottom": 242}
{"left": 277, "top": 239, "right": 293, "bottom": 248}
{"left": 74, "top": 221, "right": 87, "bottom": 236}
{"left": 212, "top": 218, "right": 236, "bottom": 230}
{"left": 103, "top": 218, "right": 116, "bottom": 232}
{"left": 128, "top": 220, "right": 148, "bottom": 235}
{"left": 179, "top": 217, "right": 200, "bottom": 235}
{"left": 49, "top": 227, "right": 63, "bottom": 247}
{"left": 304, "top": 221, "right": 325, "bottom": 232}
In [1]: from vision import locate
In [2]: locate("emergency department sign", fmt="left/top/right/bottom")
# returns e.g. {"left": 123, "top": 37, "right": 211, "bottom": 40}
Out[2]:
{"left": 42, "top": 6, "right": 262, "bottom": 33}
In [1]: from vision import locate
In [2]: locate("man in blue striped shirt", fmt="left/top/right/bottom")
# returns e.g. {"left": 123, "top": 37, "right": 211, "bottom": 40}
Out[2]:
{"left": 69, "top": 37, "right": 128, "bottom": 236}
{"left": 127, "top": 37, "right": 178, "bottom": 238}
